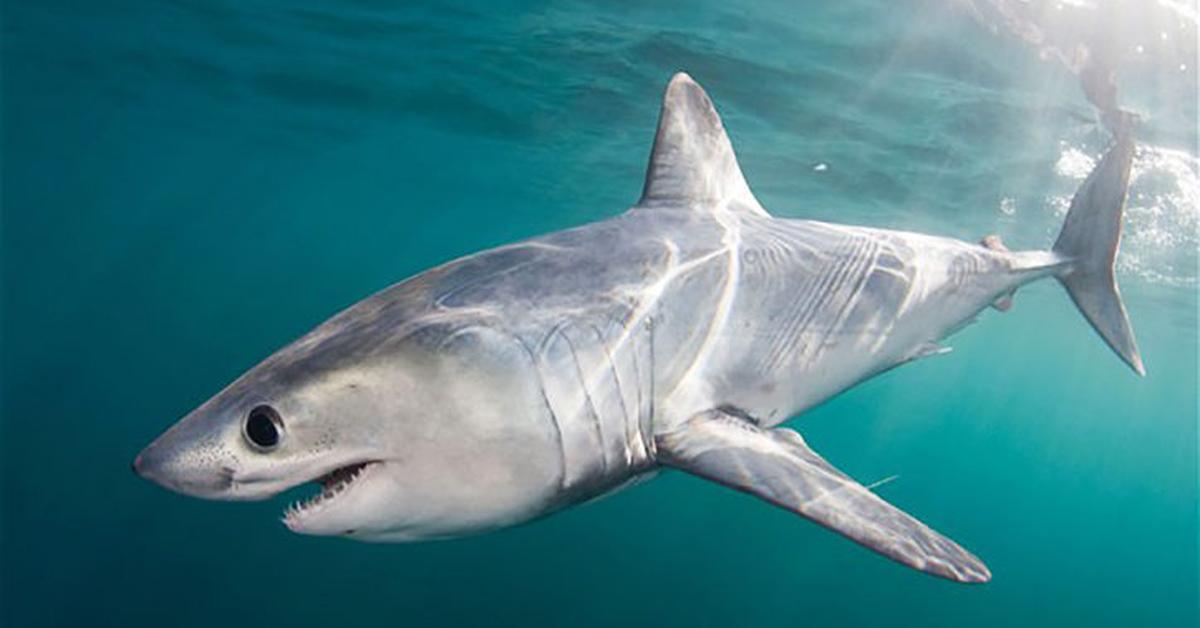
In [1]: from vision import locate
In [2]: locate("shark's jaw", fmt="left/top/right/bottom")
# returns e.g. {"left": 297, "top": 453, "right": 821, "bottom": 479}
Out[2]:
{"left": 280, "top": 460, "right": 383, "bottom": 534}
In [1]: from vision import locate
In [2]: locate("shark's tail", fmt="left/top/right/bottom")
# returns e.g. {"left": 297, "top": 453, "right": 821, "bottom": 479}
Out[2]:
{"left": 965, "top": 0, "right": 1144, "bottom": 375}
{"left": 1051, "top": 125, "right": 1144, "bottom": 376}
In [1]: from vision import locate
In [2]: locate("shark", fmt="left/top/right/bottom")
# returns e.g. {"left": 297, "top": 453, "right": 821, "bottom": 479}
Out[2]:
{"left": 134, "top": 73, "right": 1142, "bottom": 583}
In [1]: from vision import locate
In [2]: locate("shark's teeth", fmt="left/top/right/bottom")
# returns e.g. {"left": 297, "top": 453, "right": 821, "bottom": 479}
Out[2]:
{"left": 281, "top": 461, "right": 375, "bottom": 526}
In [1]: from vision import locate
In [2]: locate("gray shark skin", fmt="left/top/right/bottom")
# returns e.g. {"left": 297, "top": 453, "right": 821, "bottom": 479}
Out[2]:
{"left": 135, "top": 73, "right": 1142, "bottom": 584}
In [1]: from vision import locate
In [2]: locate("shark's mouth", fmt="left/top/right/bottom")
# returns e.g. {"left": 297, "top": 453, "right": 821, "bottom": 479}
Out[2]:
{"left": 282, "top": 461, "right": 379, "bottom": 526}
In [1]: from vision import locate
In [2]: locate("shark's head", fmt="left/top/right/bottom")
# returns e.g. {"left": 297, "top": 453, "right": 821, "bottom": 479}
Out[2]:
{"left": 134, "top": 306, "right": 561, "bottom": 541}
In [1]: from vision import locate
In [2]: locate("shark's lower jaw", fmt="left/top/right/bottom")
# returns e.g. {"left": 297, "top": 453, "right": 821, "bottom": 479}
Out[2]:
{"left": 281, "top": 460, "right": 380, "bottom": 531}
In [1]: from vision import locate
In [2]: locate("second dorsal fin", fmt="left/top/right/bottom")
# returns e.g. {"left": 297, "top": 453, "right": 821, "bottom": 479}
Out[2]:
{"left": 637, "top": 73, "right": 768, "bottom": 216}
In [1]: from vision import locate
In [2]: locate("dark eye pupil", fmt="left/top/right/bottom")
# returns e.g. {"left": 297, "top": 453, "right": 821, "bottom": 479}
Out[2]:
{"left": 246, "top": 406, "right": 280, "bottom": 449}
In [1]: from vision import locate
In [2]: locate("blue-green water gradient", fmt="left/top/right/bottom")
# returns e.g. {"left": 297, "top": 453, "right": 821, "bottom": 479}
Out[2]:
{"left": 3, "top": 1, "right": 1196, "bottom": 627}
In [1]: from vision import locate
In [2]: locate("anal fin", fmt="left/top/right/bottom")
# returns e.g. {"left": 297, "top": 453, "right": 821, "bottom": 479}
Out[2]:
{"left": 656, "top": 409, "right": 991, "bottom": 583}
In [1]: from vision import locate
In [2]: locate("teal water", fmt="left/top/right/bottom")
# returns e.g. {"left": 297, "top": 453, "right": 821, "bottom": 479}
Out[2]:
{"left": 2, "top": 1, "right": 1196, "bottom": 626}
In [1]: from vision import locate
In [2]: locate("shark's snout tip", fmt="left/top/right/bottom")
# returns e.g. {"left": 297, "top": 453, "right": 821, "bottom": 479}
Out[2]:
{"left": 132, "top": 447, "right": 155, "bottom": 481}
{"left": 132, "top": 441, "right": 169, "bottom": 484}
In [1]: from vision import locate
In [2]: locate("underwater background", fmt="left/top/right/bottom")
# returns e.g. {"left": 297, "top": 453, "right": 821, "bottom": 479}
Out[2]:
{"left": 2, "top": 1, "right": 1196, "bottom": 626}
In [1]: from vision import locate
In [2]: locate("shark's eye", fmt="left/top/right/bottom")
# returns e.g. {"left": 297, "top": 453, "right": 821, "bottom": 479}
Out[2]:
{"left": 244, "top": 405, "right": 283, "bottom": 451}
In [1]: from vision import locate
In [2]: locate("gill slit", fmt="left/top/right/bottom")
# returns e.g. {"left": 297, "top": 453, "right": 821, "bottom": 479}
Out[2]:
{"left": 557, "top": 326, "right": 610, "bottom": 474}
{"left": 512, "top": 333, "right": 568, "bottom": 490}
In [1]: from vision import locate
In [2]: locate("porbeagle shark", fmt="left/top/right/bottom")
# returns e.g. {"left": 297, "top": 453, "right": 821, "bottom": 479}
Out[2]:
{"left": 135, "top": 73, "right": 1142, "bottom": 583}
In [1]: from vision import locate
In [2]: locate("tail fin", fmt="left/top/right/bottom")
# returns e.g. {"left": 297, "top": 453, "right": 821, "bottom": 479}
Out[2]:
{"left": 1052, "top": 128, "right": 1144, "bottom": 376}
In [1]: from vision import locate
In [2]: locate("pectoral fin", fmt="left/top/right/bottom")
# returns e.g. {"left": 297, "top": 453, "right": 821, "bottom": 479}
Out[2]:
{"left": 656, "top": 409, "right": 991, "bottom": 583}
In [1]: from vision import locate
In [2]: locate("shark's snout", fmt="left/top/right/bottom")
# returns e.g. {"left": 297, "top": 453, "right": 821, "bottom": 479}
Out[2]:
{"left": 133, "top": 423, "right": 238, "bottom": 499}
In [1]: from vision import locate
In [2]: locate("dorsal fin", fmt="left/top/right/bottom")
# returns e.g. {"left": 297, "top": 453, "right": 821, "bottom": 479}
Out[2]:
{"left": 637, "top": 73, "right": 768, "bottom": 216}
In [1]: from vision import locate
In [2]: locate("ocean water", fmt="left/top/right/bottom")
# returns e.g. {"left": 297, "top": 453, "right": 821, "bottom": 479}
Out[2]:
{"left": 2, "top": 1, "right": 1196, "bottom": 626}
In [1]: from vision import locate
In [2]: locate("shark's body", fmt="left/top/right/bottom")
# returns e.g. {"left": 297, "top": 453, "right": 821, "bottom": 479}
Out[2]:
{"left": 136, "top": 74, "right": 1142, "bottom": 583}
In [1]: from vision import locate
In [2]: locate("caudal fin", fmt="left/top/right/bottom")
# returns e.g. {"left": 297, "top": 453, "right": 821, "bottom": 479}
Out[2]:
{"left": 1052, "top": 128, "right": 1144, "bottom": 376}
